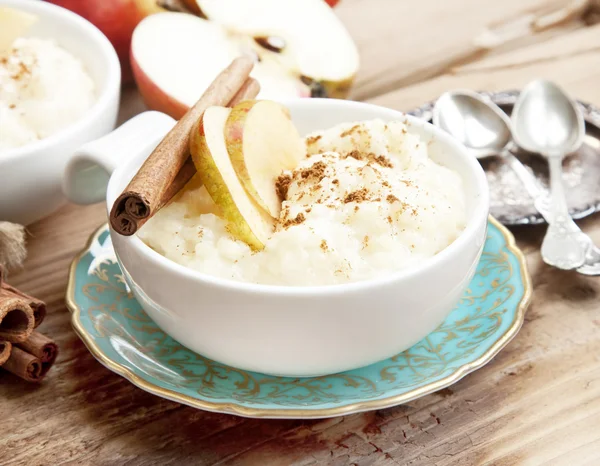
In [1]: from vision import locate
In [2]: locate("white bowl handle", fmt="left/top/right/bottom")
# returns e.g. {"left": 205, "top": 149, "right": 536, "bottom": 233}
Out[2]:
{"left": 63, "top": 111, "right": 176, "bottom": 205}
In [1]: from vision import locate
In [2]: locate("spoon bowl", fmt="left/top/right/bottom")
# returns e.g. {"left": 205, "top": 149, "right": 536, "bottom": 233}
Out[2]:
{"left": 512, "top": 80, "right": 585, "bottom": 156}
{"left": 433, "top": 90, "right": 513, "bottom": 158}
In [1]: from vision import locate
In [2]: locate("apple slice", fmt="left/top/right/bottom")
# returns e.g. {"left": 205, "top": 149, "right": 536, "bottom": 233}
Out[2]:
{"left": 190, "top": 106, "right": 275, "bottom": 250}
{"left": 225, "top": 100, "right": 304, "bottom": 218}
{"left": 0, "top": 7, "right": 37, "bottom": 55}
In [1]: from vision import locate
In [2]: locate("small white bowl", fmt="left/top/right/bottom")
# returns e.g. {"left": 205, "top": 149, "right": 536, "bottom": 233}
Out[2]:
{"left": 64, "top": 99, "right": 489, "bottom": 377}
{"left": 0, "top": 0, "right": 120, "bottom": 225}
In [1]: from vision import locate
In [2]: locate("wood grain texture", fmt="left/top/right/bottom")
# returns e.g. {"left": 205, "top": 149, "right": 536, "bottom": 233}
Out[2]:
{"left": 3, "top": 1, "right": 600, "bottom": 464}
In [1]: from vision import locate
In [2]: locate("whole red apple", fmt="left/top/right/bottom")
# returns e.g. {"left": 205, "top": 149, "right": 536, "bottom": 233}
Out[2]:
{"left": 46, "top": 0, "right": 162, "bottom": 83}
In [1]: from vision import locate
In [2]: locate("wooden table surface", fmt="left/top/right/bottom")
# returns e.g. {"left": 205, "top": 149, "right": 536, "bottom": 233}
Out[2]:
{"left": 3, "top": 1, "right": 600, "bottom": 464}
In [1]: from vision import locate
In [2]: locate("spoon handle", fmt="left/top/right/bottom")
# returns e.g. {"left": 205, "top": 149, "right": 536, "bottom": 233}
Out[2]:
{"left": 541, "top": 154, "right": 591, "bottom": 270}
{"left": 501, "top": 150, "right": 552, "bottom": 220}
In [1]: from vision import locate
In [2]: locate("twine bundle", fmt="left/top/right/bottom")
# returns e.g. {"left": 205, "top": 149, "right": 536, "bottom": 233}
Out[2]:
{"left": 0, "top": 222, "right": 26, "bottom": 272}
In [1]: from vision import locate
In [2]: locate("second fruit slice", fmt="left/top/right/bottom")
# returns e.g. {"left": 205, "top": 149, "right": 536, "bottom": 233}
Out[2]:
{"left": 225, "top": 100, "right": 305, "bottom": 218}
{"left": 190, "top": 106, "right": 274, "bottom": 250}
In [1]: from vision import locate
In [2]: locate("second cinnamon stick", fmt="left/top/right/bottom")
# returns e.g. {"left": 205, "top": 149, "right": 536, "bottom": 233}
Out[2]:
{"left": 2, "top": 346, "right": 43, "bottom": 382}
{"left": 16, "top": 331, "right": 58, "bottom": 364}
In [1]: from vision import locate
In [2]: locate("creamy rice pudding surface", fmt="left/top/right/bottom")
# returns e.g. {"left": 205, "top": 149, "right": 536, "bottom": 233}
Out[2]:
{"left": 0, "top": 38, "right": 95, "bottom": 152}
{"left": 139, "top": 119, "right": 467, "bottom": 286}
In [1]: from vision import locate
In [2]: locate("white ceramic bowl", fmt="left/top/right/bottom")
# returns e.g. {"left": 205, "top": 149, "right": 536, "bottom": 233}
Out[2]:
{"left": 0, "top": 0, "right": 120, "bottom": 225}
{"left": 64, "top": 99, "right": 489, "bottom": 377}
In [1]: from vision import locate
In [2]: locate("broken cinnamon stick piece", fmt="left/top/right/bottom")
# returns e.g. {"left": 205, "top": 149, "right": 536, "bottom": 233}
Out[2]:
{"left": 229, "top": 77, "right": 261, "bottom": 107}
{"left": 2, "top": 346, "right": 42, "bottom": 382}
{"left": 0, "top": 293, "right": 34, "bottom": 343}
{"left": 0, "top": 340, "right": 11, "bottom": 366}
{"left": 110, "top": 56, "right": 255, "bottom": 236}
{"left": 16, "top": 331, "right": 58, "bottom": 364}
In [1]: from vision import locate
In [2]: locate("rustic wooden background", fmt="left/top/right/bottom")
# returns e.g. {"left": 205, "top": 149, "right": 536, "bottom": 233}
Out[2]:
{"left": 3, "top": 0, "right": 600, "bottom": 464}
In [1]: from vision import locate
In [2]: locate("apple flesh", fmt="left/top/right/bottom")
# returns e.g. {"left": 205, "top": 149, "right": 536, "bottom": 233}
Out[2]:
{"left": 131, "top": 0, "right": 358, "bottom": 119}
{"left": 131, "top": 13, "right": 309, "bottom": 120}
{"left": 190, "top": 106, "right": 275, "bottom": 250}
{"left": 46, "top": 0, "right": 164, "bottom": 83}
{"left": 225, "top": 100, "right": 304, "bottom": 218}
{"left": 197, "top": 0, "right": 358, "bottom": 98}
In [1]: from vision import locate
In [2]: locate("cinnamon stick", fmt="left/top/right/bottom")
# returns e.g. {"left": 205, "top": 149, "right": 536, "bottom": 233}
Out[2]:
{"left": 0, "top": 340, "right": 11, "bottom": 366}
{"left": 1, "top": 284, "right": 46, "bottom": 328}
{"left": 0, "top": 293, "right": 34, "bottom": 343}
{"left": 110, "top": 56, "right": 255, "bottom": 236}
{"left": 16, "top": 331, "right": 58, "bottom": 365}
{"left": 0, "top": 266, "right": 46, "bottom": 327}
{"left": 229, "top": 77, "right": 260, "bottom": 107}
{"left": 2, "top": 346, "right": 42, "bottom": 382}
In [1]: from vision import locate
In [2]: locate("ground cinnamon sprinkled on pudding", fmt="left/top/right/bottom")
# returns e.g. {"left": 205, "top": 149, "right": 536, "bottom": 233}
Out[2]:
{"left": 320, "top": 239, "right": 328, "bottom": 251}
{"left": 386, "top": 194, "right": 399, "bottom": 203}
{"left": 354, "top": 205, "right": 360, "bottom": 212}
{"left": 332, "top": 179, "right": 339, "bottom": 184}
{"left": 373, "top": 155, "right": 393, "bottom": 168}
{"left": 344, "top": 150, "right": 393, "bottom": 168}
{"left": 300, "top": 161, "right": 327, "bottom": 181}
{"left": 340, "top": 124, "right": 361, "bottom": 138}
{"left": 346, "top": 150, "right": 362, "bottom": 161}
{"left": 275, "top": 174, "right": 292, "bottom": 201}
{"left": 387, "top": 216, "right": 393, "bottom": 224}
{"left": 306, "top": 134, "right": 322, "bottom": 145}
{"left": 362, "top": 235, "right": 369, "bottom": 249}
{"left": 281, "top": 212, "right": 306, "bottom": 229}
{"left": 344, "top": 187, "right": 369, "bottom": 203}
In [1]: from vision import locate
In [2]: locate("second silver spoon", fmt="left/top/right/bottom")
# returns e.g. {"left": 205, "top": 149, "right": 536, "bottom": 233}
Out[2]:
{"left": 512, "top": 80, "right": 590, "bottom": 271}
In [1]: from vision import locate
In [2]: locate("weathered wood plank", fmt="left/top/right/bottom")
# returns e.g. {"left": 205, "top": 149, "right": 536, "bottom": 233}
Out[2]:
{"left": 3, "top": 1, "right": 600, "bottom": 464}
{"left": 367, "top": 23, "right": 600, "bottom": 111}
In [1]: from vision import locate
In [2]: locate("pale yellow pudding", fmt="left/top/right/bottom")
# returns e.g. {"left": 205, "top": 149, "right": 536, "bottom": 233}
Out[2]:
{"left": 139, "top": 119, "right": 466, "bottom": 286}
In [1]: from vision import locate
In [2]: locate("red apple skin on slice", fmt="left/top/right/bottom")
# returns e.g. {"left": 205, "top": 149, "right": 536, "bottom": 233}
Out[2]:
{"left": 224, "top": 100, "right": 305, "bottom": 218}
{"left": 130, "top": 48, "right": 189, "bottom": 119}
{"left": 190, "top": 106, "right": 274, "bottom": 250}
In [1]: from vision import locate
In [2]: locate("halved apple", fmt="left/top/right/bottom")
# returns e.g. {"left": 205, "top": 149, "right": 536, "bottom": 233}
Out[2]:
{"left": 190, "top": 106, "right": 275, "bottom": 250}
{"left": 0, "top": 7, "right": 37, "bottom": 54}
{"left": 197, "top": 0, "right": 358, "bottom": 98}
{"left": 131, "top": 0, "right": 358, "bottom": 119}
{"left": 225, "top": 100, "right": 304, "bottom": 218}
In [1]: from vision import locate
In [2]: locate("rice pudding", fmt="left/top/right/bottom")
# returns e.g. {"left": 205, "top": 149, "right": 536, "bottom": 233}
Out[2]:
{"left": 0, "top": 37, "right": 95, "bottom": 152}
{"left": 139, "top": 119, "right": 466, "bottom": 286}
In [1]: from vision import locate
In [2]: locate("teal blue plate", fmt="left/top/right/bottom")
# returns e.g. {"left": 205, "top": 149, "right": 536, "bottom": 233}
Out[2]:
{"left": 66, "top": 218, "right": 531, "bottom": 419}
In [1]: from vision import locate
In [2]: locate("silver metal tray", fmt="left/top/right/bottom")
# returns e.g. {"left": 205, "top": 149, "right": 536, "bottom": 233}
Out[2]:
{"left": 408, "top": 90, "right": 600, "bottom": 226}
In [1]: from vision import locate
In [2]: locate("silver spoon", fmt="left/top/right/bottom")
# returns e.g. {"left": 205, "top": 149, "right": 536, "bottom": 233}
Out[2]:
{"left": 512, "top": 80, "right": 590, "bottom": 271}
{"left": 433, "top": 89, "right": 600, "bottom": 274}
{"left": 433, "top": 90, "right": 550, "bottom": 216}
